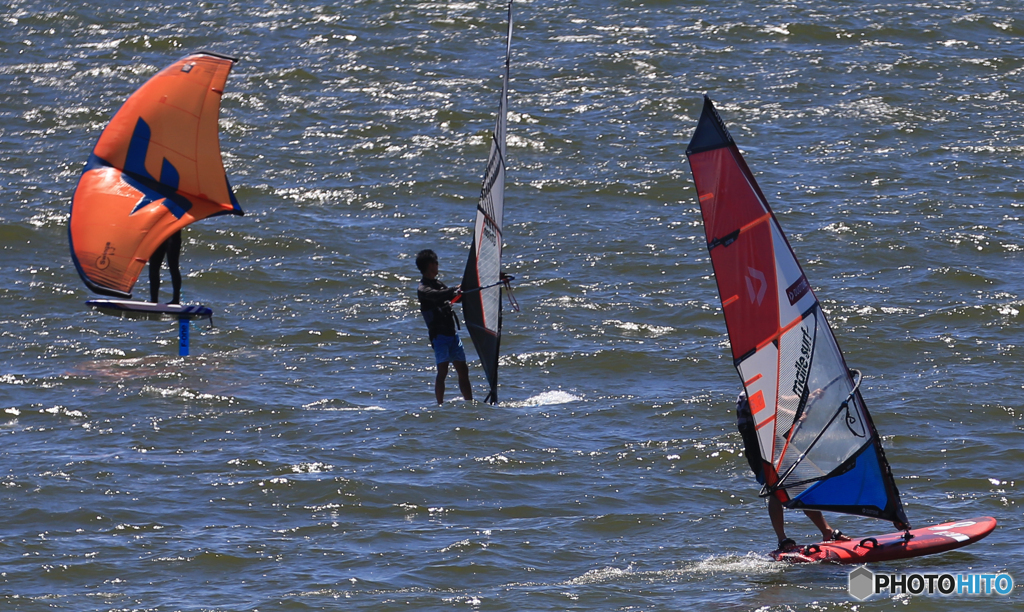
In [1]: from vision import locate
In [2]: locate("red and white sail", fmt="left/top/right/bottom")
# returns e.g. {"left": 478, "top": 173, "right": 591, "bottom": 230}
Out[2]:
{"left": 687, "top": 96, "right": 909, "bottom": 529}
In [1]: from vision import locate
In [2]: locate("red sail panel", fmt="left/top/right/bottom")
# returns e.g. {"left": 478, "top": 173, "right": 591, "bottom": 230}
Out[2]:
{"left": 69, "top": 52, "right": 243, "bottom": 298}
{"left": 702, "top": 212, "right": 779, "bottom": 360}
{"left": 691, "top": 147, "right": 770, "bottom": 247}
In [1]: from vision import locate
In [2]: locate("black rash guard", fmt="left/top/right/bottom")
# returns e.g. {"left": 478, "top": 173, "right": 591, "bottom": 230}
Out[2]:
{"left": 417, "top": 278, "right": 459, "bottom": 342}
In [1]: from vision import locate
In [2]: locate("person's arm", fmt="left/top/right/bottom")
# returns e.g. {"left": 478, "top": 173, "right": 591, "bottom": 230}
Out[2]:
{"left": 418, "top": 283, "right": 458, "bottom": 304}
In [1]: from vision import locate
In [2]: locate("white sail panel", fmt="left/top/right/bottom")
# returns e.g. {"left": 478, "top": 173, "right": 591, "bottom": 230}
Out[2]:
{"left": 472, "top": 146, "right": 505, "bottom": 333}
{"left": 737, "top": 344, "right": 780, "bottom": 460}
{"left": 770, "top": 221, "right": 815, "bottom": 326}
{"left": 776, "top": 309, "right": 872, "bottom": 494}
{"left": 773, "top": 312, "right": 819, "bottom": 470}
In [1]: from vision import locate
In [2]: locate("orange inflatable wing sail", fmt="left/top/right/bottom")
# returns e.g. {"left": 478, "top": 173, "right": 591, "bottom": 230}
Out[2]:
{"left": 69, "top": 51, "right": 244, "bottom": 298}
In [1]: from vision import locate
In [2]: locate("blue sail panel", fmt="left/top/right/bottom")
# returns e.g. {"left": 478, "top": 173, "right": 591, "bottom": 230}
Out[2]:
{"left": 791, "top": 443, "right": 890, "bottom": 513}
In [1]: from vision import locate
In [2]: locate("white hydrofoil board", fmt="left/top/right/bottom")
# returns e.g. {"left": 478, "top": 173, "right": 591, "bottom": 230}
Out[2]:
{"left": 87, "top": 299, "right": 213, "bottom": 322}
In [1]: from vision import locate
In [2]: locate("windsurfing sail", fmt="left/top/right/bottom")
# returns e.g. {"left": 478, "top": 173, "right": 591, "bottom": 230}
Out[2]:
{"left": 686, "top": 96, "right": 910, "bottom": 531}
{"left": 69, "top": 51, "right": 243, "bottom": 299}
{"left": 461, "top": 2, "right": 513, "bottom": 405}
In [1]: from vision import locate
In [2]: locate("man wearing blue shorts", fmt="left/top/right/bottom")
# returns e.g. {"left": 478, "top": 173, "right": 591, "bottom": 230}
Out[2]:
{"left": 416, "top": 249, "right": 473, "bottom": 404}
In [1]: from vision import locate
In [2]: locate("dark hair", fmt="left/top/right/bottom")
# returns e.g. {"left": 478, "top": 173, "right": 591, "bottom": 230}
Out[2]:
{"left": 415, "top": 249, "right": 438, "bottom": 273}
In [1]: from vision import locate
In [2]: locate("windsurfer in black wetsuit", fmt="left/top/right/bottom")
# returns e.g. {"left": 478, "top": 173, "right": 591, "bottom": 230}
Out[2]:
{"left": 416, "top": 249, "right": 473, "bottom": 405}
{"left": 149, "top": 230, "right": 182, "bottom": 304}
{"left": 736, "top": 391, "right": 851, "bottom": 552}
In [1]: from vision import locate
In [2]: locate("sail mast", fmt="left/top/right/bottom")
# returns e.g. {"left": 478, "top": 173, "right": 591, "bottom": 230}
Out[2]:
{"left": 461, "top": 1, "right": 513, "bottom": 405}
{"left": 686, "top": 96, "right": 910, "bottom": 530}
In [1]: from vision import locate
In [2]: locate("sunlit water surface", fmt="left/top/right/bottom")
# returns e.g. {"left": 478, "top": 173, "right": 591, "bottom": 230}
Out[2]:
{"left": 1, "top": 1, "right": 1021, "bottom": 610}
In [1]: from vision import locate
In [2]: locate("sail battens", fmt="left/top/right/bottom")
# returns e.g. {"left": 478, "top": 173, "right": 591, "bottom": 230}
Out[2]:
{"left": 777, "top": 314, "right": 805, "bottom": 340}
{"left": 687, "top": 95, "right": 910, "bottom": 530}
{"left": 738, "top": 213, "right": 772, "bottom": 235}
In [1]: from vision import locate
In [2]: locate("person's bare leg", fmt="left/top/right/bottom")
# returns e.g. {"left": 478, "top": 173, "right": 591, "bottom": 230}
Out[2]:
{"left": 804, "top": 510, "right": 835, "bottom": 540}
{"left": 435, "top": 362, "right": 449, "bottom": 405}
{"left": 452, "top": 361, "right": 472, "bottom": 401}
{"left": 768, "top": 495, "right": 788, "bottom": 544}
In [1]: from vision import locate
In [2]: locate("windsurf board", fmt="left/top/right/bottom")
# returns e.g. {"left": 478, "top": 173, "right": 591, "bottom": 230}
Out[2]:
{"left": 772, "top": 516, "right": 997, "bottom": 564}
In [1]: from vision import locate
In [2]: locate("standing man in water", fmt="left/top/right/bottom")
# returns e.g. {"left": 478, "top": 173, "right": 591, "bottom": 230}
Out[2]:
{"left": 149, "top": 229, "right": 182, "bottom": 304}
{"left": 735, "top": 391, "right": 851, "bottom": 551}
{"left": 416, "top": 249, "right": 473, "bottom": 404}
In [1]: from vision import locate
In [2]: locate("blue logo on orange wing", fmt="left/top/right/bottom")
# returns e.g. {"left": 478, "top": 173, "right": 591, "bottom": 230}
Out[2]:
{"left": 122, "top": 118, "right": 193, "bottom": 218}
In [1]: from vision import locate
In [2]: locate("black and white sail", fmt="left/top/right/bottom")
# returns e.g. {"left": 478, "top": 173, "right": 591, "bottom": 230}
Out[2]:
{"left": 461, "top": 1, "right": 513, "bottom": 405}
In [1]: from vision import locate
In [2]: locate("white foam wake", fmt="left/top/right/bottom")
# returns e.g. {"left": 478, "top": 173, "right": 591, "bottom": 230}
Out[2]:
{"left": 515, "top": 390, "right": 582, "bottom": 407}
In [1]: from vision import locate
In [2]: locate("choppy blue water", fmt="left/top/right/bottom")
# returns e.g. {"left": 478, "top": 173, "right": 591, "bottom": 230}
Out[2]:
{"left": 1, "top": 0, "right": 1021, "bottom": 610}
